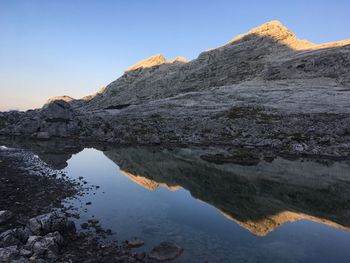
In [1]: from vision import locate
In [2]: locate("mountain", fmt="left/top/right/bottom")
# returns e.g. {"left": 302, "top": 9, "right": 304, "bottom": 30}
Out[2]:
{"left": 1, "top": 20, "right": 350, "bottom": 158}
{"left": 81, "top": 20, "right": 350, "bottom": 110}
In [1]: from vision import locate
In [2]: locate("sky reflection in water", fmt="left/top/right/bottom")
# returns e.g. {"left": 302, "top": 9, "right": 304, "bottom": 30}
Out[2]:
{"left": 61, "top": 148, "right": 350, "bottom": 263}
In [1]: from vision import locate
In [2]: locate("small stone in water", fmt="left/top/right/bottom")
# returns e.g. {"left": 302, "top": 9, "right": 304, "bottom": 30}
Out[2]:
{"left": 127, "top": 239, "right": 144, "bottom": 248}
{"left": 81, "top": 223, "right": 89, "bottom": 229}
{"left": 88, "top": 219, "right": 99, "bottom": 225}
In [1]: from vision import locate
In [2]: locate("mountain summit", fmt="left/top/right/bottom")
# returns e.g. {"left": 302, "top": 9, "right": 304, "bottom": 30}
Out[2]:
{"left": 1, "top": 20, "right": 350, "bottom": 158}
{"left": 227, "top": 20, "right": 315, "bottom": 50}
{"left": 125, "top": 54, "right": 189, "bottom": 72}
{"left": 125, "top": 54, "right": 166, "bottom": 72}
{"left": 83, "top": 20, "right": 349, "bottom": 110}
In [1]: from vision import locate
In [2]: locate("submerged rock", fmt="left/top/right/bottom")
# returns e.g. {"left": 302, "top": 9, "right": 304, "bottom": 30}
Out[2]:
{"left": 148, "top": 241, "right": 183, "bottom": 261}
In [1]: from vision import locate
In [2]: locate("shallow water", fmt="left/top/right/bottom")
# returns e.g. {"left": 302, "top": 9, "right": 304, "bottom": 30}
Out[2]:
{"left": 58, "top": 147, "right": 350, "bottom": 263}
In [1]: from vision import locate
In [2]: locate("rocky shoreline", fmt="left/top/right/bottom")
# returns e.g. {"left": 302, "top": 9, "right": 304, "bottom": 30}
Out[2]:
{"left": 0, "top": 147, "right": 183, "bottom": 262}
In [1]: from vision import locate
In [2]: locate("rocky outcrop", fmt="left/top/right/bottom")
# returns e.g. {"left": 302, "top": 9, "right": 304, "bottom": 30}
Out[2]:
{"left": 44, "top": 95, "right": 75, "bottom": 105}
{"left": 26, "top": 212, "right": 75, "bottom": 236}
{"left": 1, "top": 21, "right": 350, "bottom": 158}
{"left": 0, "top": 99, "right": 80, "bottom": 140}
{"left": 0, "top": 212, "right": 75, "bottom": 262}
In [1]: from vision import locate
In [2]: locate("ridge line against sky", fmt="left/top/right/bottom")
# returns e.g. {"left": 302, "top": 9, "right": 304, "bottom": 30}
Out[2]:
{"left": 0, "top": 0, "right": 349, "bottom": 111}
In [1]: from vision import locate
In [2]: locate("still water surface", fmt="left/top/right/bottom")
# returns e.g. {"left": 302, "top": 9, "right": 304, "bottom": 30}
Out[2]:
{"left": 57, "top": 147, "right": 350, "bottom": 263}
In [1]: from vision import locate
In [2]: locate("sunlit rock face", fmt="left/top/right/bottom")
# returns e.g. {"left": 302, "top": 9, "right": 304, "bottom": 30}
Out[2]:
{"left": 125, "top": 54, "right": 189, "bottom": 72}
{"left": 45, "top": 96, "right": 75, "bottom": 105}
{"left": 126, "top": 54, "right": 167, "bottom": 72}
{"left": 84, "top": 20, "right": 350, "bottom": 109}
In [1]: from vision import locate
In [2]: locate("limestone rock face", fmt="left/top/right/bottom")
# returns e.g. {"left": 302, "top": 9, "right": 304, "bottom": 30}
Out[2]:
{"left": 125, "top": 54, "right": 189, "bottom": 73}
{"left": 84, "top": 20, "right": 350, "bottom": 110}
{"left": 228, "top": 20, "right": 315, "bottom": 50}
{"left": 126, "top": 54, "right": 167, "bottom": 72}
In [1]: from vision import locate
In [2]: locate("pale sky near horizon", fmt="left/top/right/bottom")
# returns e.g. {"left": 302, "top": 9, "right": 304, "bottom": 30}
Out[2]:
{"left": 0, "top": 0, "right": 349, "bottom": 111}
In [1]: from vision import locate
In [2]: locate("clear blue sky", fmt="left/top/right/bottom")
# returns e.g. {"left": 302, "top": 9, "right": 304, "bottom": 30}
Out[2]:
{"left": 1, "top": 0, "right": 349, "bottom": 111}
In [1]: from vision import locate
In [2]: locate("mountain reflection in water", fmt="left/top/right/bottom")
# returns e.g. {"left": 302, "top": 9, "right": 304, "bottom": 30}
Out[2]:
{"left": 2, "top": 137, "right": 350, "bottom": 238}
{"left": 103, "top": 147, "right": 350, "bottom": 237}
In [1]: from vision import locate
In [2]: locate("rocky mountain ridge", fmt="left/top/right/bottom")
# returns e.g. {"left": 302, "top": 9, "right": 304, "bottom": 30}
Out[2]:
{"left": 81, "top": 20, "right": 349, "bottom": 110}
{"left": 1, "top": 20, "right": 350, "bottom": 157}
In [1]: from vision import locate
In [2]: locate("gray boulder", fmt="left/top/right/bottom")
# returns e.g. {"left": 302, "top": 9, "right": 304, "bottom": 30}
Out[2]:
{"left": 27, "top": 212, "right": 75, "bottom": 236}
{"left": 0, "top": 210, "right": 13, "bottom": 224}
{"left": 19, "top": 249, "right": 32, "bottom": 257}
{"left": 0, "top": 230, "right": 21, "bottom": 247}
{"left": 0, "top": 245, "right": 19, "bottom": 262}
{"left": 41, "top": 100, "right": 73, "bottom": 121}
{"left": 26, "top": 232, "right": 64, "bottom": 259}
{"left": 0, "top": 227, "right": 31, "bottom": 247}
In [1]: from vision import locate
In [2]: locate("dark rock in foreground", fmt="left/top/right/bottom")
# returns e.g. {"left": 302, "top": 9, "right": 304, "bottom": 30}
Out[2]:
{"left": 0, "top": 211, "right": 13, "bottom": 225}
{"left": 0, "top": 212, "right": 75, "bottom": 262}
